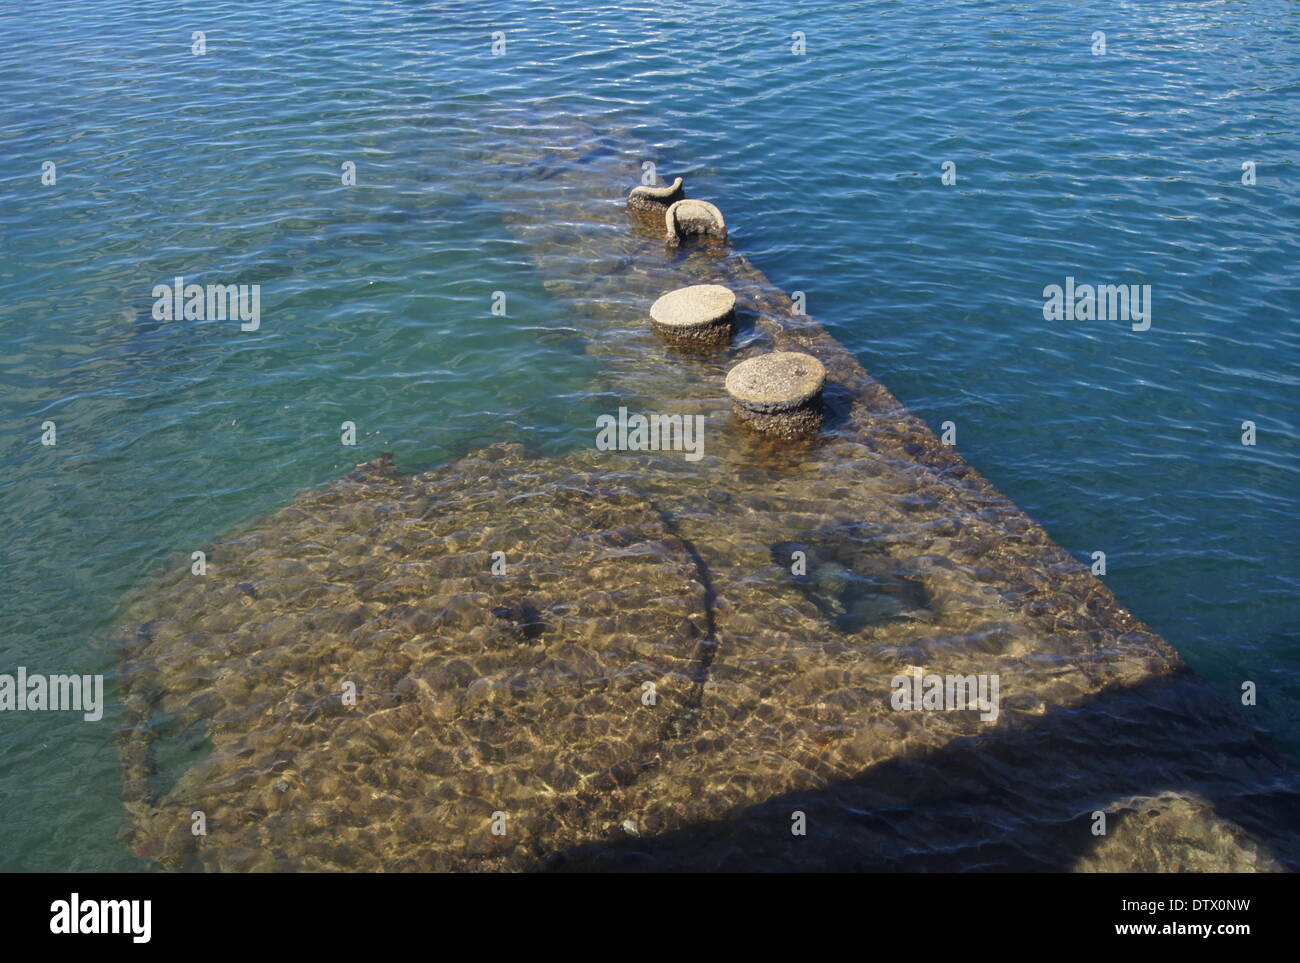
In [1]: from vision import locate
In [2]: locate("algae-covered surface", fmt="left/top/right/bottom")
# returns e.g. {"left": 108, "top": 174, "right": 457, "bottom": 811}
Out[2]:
{"left": 115, "top": 120, "right": 1300, "bottom": 872}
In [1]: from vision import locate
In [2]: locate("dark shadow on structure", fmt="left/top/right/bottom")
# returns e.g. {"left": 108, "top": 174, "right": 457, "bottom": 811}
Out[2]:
{"left": 730, "top": 309, "right": 760, "bottom": 342}
{"left": 820, "top": 378, "right": 856, "bottom": 432}
{"left": 540, "top": 670, "right": 1300, "bottom": 872}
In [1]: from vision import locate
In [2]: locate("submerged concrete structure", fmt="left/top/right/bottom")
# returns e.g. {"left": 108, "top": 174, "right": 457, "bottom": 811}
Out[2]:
{"left": 725, "top": 351, "right": 826, "bottom": 437}
{"left": 115, "top": 118, "right": 1300, "bottom": 873}
{"left": 649, "top": 283, "right": 736, "bottom": 347}
{"left": 665, "top": 198, "right": 727, "bottom": 245}
{"left": 628, "top": 176, "right": 684, "bottom": 214}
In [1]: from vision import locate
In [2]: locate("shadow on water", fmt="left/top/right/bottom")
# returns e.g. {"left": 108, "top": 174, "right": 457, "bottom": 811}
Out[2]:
{"left": 543, "top": 670, "right": 1300, "bottom": 872}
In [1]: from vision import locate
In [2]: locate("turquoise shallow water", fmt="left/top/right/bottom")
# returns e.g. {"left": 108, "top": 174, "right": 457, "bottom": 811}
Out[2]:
{"left": 1, "top": 0, "right": 1297, "bottom": 870}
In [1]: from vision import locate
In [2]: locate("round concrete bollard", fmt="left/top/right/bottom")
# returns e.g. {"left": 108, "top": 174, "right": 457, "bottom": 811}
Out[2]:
{"left": 665, "top": 199, "right": 727, "bottom": 245}
{"left": 628, "top": 177, "right": 684, "bottom": 214}
{"left": 724, "top": 351, "right": 827, "bottom": 437}
{"left": 649, "top": 284, "right": 736, "bottom": 347}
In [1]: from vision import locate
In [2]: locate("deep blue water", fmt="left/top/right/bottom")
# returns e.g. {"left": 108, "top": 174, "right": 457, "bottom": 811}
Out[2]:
{"left": 0, "top": 0, "right": 1296, "bottom": 870}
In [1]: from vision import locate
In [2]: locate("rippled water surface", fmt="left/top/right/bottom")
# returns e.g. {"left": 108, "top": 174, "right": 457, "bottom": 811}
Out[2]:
{"left": 1, "top": 0, "right": 1297, "bottom": 871}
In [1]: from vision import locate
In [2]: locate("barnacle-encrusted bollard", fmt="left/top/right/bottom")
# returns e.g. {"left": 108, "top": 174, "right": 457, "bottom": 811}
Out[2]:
{"left": 649, "top": 284, "right": 736, "bottom": 347}
{"left": 725, "top": 351, "right": 826, "bottom": 437}
{"left": 665, "top": 198, "right": 727, "bottom": 245}
{"left": 628, "top": 177, "right": 685, "bottom": 214}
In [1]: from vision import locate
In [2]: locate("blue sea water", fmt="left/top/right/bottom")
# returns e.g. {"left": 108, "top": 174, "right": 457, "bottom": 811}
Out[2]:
{"left": 0, "top": 0, "right": 1296, "bottom": 870}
